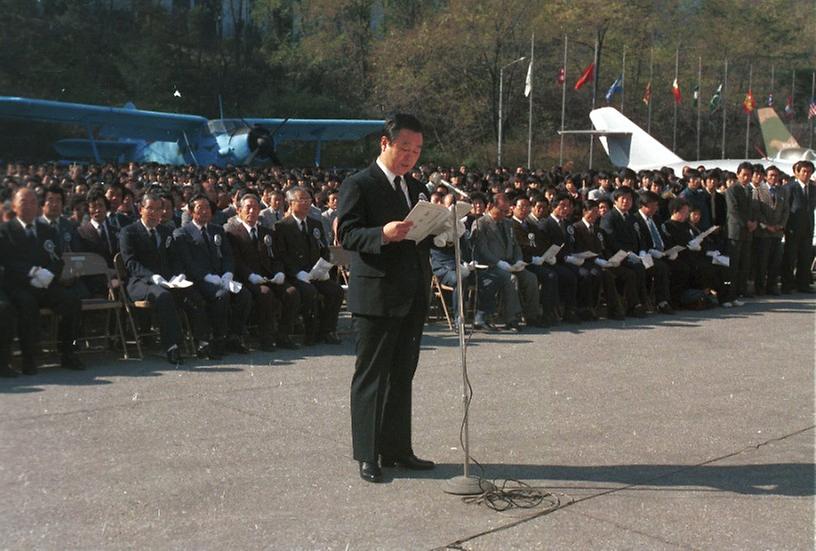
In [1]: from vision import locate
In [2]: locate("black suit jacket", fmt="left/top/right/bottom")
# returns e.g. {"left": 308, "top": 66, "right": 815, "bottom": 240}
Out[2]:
{"left": 540, "top": 216, "right": 575, "bottom": 261}
{"left": 784, "top": 180, "right": 816, "bottom": 235}
{"left": 274, "top": 215, "right": 329, "bottom": 276}
{"left": 0, "top": 219, "right": 65, "bottom": 290}
{"left": 173, "top": 222, "right": 235, "bottom": 282}
{"left": 224, "top": 220, "right": 286, "bottom": 283}
{"left": 511, "top": 217, "right": 549, "bottom": 261}
{"left": 76, "top": 220, "right": 119, "bottom": 266}
{"left": 39, "top": 215, "right": 79, "bottom": 252}
{"left": 571, "top": 220, "right": 605, "bottom": 255}
{"left": 119, "top": 221, "right": 182, "bottom": 299}
{"left": 600, "top": 208, "right": 641, "bottom": 256}
{"left": 337, "top": 162, "right": 431, "bottom": 317}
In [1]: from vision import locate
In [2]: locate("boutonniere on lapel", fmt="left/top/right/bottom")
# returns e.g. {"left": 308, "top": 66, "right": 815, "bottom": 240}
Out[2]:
{"left": 213, "top": 233, "right": 223, "bottom": 258}
{"left": 263, "top": 234, "right": 275, "bottom": 258}
{"left": 44, "top": 239, "right": 59, "bottom": 261}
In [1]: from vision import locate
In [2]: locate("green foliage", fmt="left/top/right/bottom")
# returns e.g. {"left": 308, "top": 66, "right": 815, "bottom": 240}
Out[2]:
{"left": 0, "top": 0, "right": 813, "bottom": 167}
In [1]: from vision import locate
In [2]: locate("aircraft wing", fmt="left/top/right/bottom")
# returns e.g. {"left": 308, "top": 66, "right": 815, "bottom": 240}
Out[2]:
{"left": 245, "top": 118, "right": 384, "bottom": 142}
{"left": 0, "top": 96, "right": 208, "bottom": 142}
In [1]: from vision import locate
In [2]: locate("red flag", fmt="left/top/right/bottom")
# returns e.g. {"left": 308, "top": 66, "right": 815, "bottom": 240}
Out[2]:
{"left": 556, "top": 67, "right": 565, "bottom": 86}
{"left": 642, "top": 81, "right": 652, "bottom": 105}
{"left": 784, "top": 95, "right": 796, "bottom": 119}
{"left": 742, "top": 89, "right": 756, "bottom": 113}
{"left": 574, "top": 63, "right": 594, "bottom": 91}
{"left": 672, "top": 78, "right": 681, "bottom": 104}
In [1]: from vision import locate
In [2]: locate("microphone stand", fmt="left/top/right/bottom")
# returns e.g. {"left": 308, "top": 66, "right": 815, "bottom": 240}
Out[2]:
{"left": 439, "top": 182, "right": 492, "bottom": 496}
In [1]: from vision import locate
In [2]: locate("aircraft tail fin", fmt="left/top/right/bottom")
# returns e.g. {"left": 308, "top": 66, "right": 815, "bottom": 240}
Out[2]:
{"left": 756, "top": 107, "right": 799, "bottom": 158}
{"left": 588, "top": 107, "right": 683, "bottom": 170}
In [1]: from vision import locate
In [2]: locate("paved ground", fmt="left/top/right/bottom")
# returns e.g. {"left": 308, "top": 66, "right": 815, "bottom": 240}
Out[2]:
{"left": 1, "top": 294, "right": 814, "bottom": 550}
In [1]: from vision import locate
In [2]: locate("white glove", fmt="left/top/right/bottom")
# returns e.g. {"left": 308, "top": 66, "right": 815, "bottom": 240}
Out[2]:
{"left": 248, "top": 273, "right": 265, "bottom": 285}
{"left": 221, "top": 272, "right": 233, "bottom": 284}
{"left": 433, "top": 233, "right": 449, "bottom": 248}
{"left": 271, "top": 272, "right": 286, "bottom": 285}
{"left": 627, "top": 252, "right": 642, "bottom": 263}
{"left": 510, "top": 260, "right": 527, "bottom": 272}
{"left": 496, "top": 260, "right": 512, "bottom": 272}
{"left": 150, "top": 274, "right": 167, "bottom": 286}
{"left": 296, "top": 270, "right": 311, "bottom": 283}
{"left": 565, "top": 255, "right": 584, "bottom": 267}
{"left": 594, "top": 258, "right": 611, "bottom": 268}
{"left": 648, "top": 249, "right": 664, "bottom": 259}
{"left": 531, "top": 255, "right": 544, "bottom": 266}
{"left": 459, "top": 263, "right": 471, "bottom": 279}
{"left": 204, "top": 274, "right": 222, "bottom": 286}
{"left": 687, "top": 241, "right": 702, "bottom": 252}
{"left": 667, "top": 250, "right": 679, "bottom": 261}
{"left": 545, "top": 255, "right": 557, "bottom": 266}
{"left": 35, "top": 268, "right": 55, "bottom": 288}
{"left": 706, "top": 249, "right": 721, "bottom": 258}
{"left": 30, "top": 269, "right": 46, "bottom": 289}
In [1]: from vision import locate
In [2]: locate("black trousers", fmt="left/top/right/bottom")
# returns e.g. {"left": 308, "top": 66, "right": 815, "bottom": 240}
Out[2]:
{"left": 290, "top": 279, "right": 344, "bottom": 337}
{"left": 135, "top": 285, "right": 209, "bottom": 350}
{"left": 782, "top": 227, "right": 814, "bottom": 291}
{"left": 753, "top": 237, "right": 783, "bottom": 293}
{"left": 7, "top": 283, "right": 81, "bottom": 361}
{"left": 0, "top": 288, "right": 15, "bottom": 368}
{"left": 350, "top": 293, "right": 428, "bottom": 462}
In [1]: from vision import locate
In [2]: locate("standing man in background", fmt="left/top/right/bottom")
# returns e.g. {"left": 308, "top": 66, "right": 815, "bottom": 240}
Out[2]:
{"left": 337, "top": 114, "right": 435, "bottom": 483}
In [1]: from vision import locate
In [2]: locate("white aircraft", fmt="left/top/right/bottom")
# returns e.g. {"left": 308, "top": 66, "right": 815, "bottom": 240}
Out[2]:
{"left": 561, "top": 106, "right": 815, "bottom": 174}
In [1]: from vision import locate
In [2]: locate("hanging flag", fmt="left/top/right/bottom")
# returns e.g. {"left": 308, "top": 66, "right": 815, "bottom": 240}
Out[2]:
{"left": 766, "top": 92, "right": 774, "bottom": 107}
{"left": 808, "top": 99, "right": 816, "bottom": 120}
{"left": 574, "top": 63, "right": 594, "bottom": 90}
{"left": 556, "top": 67, "right": 565, "bottom": 86}
{"left": 742, "top": 88, "right": 756, "bottom": 113}
{"left": 642, "top": 81, "right": 652, "bottom": 105}
{"left": 604, "top": 76, "right": 623, "bottom": 102}
{"left": 709, "top": 83, "right": 723, "bottom": 113}
{"left": 672, "top": 78, "right": 682, "bottom": 104}
{"left": 524, "top": 61, "right": 533, "bottom": 97}
{"left": 784, "top": 95, "right": 795, "bottom": 119}
{"left": 692, "top": 85, "right": 699, "bottom": 107}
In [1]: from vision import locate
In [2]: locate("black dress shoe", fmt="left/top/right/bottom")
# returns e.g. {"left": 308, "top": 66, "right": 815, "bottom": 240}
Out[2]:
{"left": 504, "top": 321, "right": 522, "bottom": 333}
{"left": 320, "top": 332, "right": 342, "bottom": 345}
{"left": 657, "top": 302, "right": 675, "bottom": 314}
{"left": 359, "top": 461, "right": 383, "bottom": 483}
{"left": 562, "top": 308, "right": 582, "bottom": 324}
{"left": 473, "top": 320, "right": 499, "bottom": 332}
{"left": 167, "top": 347, "right": 183, "bottom": 365}
{"left": 226, "top": 337, "right": 249, "bottom": 354}
{"left": 61, "top": 355, "right": 86, "bottom": 371}
{"left": 380, "top": 453, "right": 435, "bottom": 470}
{"left": 276, "top": 336, "right": 300, "bottom": 350}
{"left": 797, "top": 286, "right": 815, "bottom": 294}
{"left": 0, "top": 365, "right": 18, "bottom": 378}
{"left": 196, "top": 343, "right": 221, "bottom": 360}
{"left": 258, "top": 338, "right": 277, "bottom": 352}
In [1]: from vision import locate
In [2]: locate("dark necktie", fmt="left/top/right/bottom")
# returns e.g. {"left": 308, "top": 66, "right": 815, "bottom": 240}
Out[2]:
{"left": 647, "top": 218, "right": 664, "bottom": 250}
{"left": 202, "top": 227, "right": 210, "bottom": 246}
{"left": 393, "top": 176, "right": 410, "bottom": 208}
{"left": 25, "top": 224, "right": 35, "bottom": 242}
{"left": 250, "top": 227, "right": 258, "bottom": 243}
{"left": 149, "top": 229, "right": 158, "bottom": 249}
{"left": 300, "top": 220, "right": 308, "bottom": 236}
{"left": 100, "top": 223, "right": 112, "bottom": 254}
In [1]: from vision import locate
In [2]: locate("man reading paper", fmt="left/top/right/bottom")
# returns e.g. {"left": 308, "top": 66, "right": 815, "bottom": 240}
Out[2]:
{"left": 337, "top": 114, "right": 436, "bottom": 483}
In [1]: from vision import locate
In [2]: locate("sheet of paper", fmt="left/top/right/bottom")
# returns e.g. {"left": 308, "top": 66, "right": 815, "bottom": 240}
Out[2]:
{"left": 309, "top": 257, "right": 334, "bottom": 279}
{"left": 712, "top": 254, "right": 730, "bottom": 267}
{"left": 641, "top": 253, "right": 654, "bottom": 270}
{"left": 509, "top": 260, "right": 527, "bottom": 272}
{"left": 573, "top": 251, "right": 598, "bottom": 259}
{"left": 608, "top": 250, "right": 628, "bottom": 265}
{"left": 541, "top": 244, "right": 563, "bottom": 263}
{"left": 404, "top": 201, "right": 470, "bottom": 242}
{"left": 160, "top": 275, "right": 194, "bottom": 289}
{"left": 664, "top": 245, "right": 685, "bottom": 257}
{"left": 697, "top": 225, "right": 718, "bottom": 241}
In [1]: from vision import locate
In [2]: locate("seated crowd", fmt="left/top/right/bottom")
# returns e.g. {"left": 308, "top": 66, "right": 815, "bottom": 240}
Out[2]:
{"left": 0, "top": 158, "right": 813, "bottom": 376}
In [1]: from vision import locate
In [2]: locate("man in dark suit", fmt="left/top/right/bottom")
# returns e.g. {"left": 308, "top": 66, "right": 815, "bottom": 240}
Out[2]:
{"left": 174, "top": 194, "right": 252, "bottom": 356}
{"left": 225, "top": 192, "right": 301, "bottom": 351}
{"left": 635, "top": 190, "right": 683, "bottom": 311}
{"left": 781, "top": 160, "right": 815, "bottom": 293}
{"left": 0, "top": 260, "right": 19, "bottom": 377}
{"left": 753, "top": 166, "right": 789, "bottom": 295}
{"left": 76, "top": 188, "right": 120, "bottom": 296}
{"left": 39, "top": 185, "right": 79, "bottom": 252}
{"left": 119, "top": 191, "right": 213, "bottom": 364}
{"left": 337, "top": 114, "right": 435, "bottom": 483}
{"left": 0, "top": 188, "right": 83, "bottom": 374}
{"left": 275, "top": 186, "right": 344, "bottom": 345}
{"left": 599, "top": 187, "right": 650, "bottom": 316}
{"left": 725, "top": 162, "right": 758, "bottom": 302}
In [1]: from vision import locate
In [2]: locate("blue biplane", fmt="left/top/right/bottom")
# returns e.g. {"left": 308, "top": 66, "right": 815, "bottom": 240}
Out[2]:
{"left": 0, "top": 96, "right": 384, "bottom": 166}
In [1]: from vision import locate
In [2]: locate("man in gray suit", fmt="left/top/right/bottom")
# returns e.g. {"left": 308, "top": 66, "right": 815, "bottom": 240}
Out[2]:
{"left": 725, "top": 162, "right": 758, "bottom": 302}
{"left": 471, "top": 192, "right": 541, "bottom": 331}
{"left": 753, "top": 165, "right": 789, "bottom": 295}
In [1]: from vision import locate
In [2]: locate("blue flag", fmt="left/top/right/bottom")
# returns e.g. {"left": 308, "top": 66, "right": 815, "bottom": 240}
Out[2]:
{"left": 604, "top": 76, "right": 623, "bottom": 103}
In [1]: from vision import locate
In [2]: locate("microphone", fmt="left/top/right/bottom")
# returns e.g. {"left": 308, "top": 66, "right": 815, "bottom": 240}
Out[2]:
{"left": 429, "top": 173, "right": 470, "bottom": 200}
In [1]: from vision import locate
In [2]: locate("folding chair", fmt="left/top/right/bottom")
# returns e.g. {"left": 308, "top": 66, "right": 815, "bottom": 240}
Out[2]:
{"left": 62, "top": 252, "right": 135, "bottom": 359}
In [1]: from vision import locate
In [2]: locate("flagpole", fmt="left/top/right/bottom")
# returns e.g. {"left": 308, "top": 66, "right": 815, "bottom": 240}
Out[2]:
{"left": 696, "top": 56, "right": 702, "bottom": 160}
{"left": 721, "top": 58, "right": 728, "bottom": 159}
{"left": 647, "top": 48, "right": 653, "bottom": 135}
{"left": 810, "top": 71, "right": 814, "bottom": 149}
{"left": 745, "top": 63, "right": 752, "bottom": 158}
{"left": 559, "top": 34, "right": 568, "bottom": 166}
{"left": 620, "top": 45, "right": 626, "bottom": 114}
{"left": 527, "top": 32, "right": 534, "bottom": 169}
{"left": 589, "top": 35, "right": 598, "bottom": 169}
{"left": 672, "top": 47, "right": 679, "bottom": 152}
{"left": 770, "top": 64, "right": 775, "bottom": 104}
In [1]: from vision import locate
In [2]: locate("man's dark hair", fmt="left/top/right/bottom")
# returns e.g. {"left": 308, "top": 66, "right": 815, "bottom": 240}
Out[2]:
{"left": 612, "top": 187, "right": 633, "bottom": 201}
{"left": 793, "top": 160, "right": 814, "bottom": 173}
{"left": 752, "top": 163, "right": 765, "bottom": 175}
{"left": 86, "top": 187, "right": 110, "bottom": 209}
{"left": 552, "top": 192, "right": 572, "bottom": 207}
{"left": 382, "top": 113, "right": 423, "bottom": 141}
{"left": 41, "top": 184, "right": 65, "bottom": 205}
{"left": 141, "top": 190, "right": 163, "bottom": 207}
{"left": 638, "top": 190, "right": 661, "bottom": 206}
{"left": 669, "top": 197, "right": 689, "bottom": 214}
{"left": 736, "top": 161, "right": 754, "bottom": 174}
{"left": 582, "top": 199, "right": 598, "bottom": 212}
{"left": 187, "top": 193, "right": 213, "bottom": 213}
